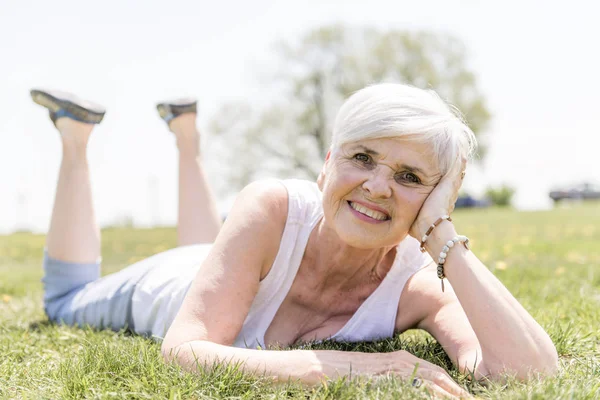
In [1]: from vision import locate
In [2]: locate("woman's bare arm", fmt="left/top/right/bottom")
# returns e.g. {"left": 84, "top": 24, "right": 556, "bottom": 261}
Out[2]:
{"left": 419, "top": 222, "right": 559, "bottom": 381}
{"left": 409, "top": 159, "right": 558, "bottom": 382}
{"left": 164, "top": 339, "right": 470, "bottom": 397}
{"left": 162, "top": 180, "right": 288, "bottom": 350}
{"left": 397, "top": 265, "right": 487, "bottom": 378}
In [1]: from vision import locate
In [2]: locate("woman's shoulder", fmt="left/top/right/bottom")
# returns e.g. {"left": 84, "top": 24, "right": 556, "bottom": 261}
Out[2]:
{"left": 278, "top": 178, "right": 320, "bottom": 192}
{"left": 231, "top": 178, "right": 322, "bottom": 234}
{"left": 240, "top": 178, "right": 289, "bottom": 198}
{"left": 278, "top": 179, "right": 323, "bottom": 222}
{"left": 221, "top": 180, "right": 290, "bottom": 279}
{"left": 235, "top": 179, "right": 289, "bottom": 218}
{"left": 240, "top": 178, "right": 321, "bottom": 213}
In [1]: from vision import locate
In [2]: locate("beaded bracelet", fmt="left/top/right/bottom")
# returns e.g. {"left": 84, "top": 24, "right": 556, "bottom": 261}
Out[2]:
{"left": 419, "top": 215, "right": 452, "bottom": 253}
{"left": 437, "top": 235, "right": 470, "bottom": 292}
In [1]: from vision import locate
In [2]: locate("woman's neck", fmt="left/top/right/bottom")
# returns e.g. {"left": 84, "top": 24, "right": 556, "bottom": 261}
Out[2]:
{"left": 304, "top": 219, "right": 398, "bottom": 292}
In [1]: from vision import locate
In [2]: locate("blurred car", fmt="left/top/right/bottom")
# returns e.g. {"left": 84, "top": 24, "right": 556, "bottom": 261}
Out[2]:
{"left": 549, "top": 182, "right": 600, "bottom": 202}
{"left": 454, "top": 194, "right": 491, "bottom": 208}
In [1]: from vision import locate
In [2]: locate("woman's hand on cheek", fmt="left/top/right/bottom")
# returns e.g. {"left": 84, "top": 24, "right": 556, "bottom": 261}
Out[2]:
{"left": 409, "top": 158, "right": 466, "bottom": 240}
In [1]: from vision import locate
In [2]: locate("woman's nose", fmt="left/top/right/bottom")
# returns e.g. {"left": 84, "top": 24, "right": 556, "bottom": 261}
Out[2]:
{"left": 362, "top": 170, "right": 392, "bottom": 199}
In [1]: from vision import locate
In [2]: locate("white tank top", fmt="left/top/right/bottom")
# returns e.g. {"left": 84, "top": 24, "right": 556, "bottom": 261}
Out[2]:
{"left": 132, "top": 179, "right": 432, "bottom": 347}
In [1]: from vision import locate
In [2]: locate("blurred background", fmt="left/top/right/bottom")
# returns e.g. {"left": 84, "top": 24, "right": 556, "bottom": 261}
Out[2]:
{"left": 1, "top": 0, "right": 599, "bottom": 234}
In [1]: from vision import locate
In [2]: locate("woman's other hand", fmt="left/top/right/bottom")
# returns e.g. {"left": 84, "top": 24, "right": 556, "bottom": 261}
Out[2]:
{"left": 377, "top": 350, "right": 471, "bottom": 399}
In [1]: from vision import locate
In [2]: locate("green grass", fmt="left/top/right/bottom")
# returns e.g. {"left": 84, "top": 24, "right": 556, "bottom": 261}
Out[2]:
{"left": 1, "top": 202, "right": 599, "bottom": 399}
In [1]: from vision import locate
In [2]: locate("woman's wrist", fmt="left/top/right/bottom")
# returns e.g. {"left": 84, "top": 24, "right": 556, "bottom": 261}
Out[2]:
{"left": 423, "top": 220, "right": 458, "bottom": 257}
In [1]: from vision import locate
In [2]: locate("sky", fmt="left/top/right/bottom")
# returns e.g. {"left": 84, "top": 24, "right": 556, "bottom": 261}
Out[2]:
{"left": 1, "top": 0, "right": 599, "bottom": 234}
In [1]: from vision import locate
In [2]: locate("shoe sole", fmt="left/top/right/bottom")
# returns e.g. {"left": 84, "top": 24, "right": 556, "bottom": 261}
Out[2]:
{"left": 30, "top": 89, "right": 106, "bottom": 124}
{"left": 156, "top": 98, "right": 197, "bottom": 121}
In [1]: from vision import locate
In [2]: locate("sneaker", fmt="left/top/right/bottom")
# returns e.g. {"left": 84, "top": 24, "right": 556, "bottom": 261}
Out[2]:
{"left": 30, "top": 89, "right": 106, "bottom": 125}
{"left": 156, "top": 98, "right": 197, "bottom": 124}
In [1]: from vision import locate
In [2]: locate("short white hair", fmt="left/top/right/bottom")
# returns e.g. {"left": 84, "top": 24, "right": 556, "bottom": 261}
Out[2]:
{"left": 330, "top": 83, "right": 477, "bottom": 176}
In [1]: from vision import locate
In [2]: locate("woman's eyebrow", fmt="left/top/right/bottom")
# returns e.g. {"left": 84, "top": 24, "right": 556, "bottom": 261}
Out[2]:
{"left": 351, "top": 145, "right": 379, "bottom": 156}
{"left": 399, "top": 164, "right": 428, "bottom": 177}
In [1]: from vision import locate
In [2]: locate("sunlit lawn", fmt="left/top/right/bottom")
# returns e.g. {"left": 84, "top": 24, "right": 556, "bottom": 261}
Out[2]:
{"left": 1, "top": 202, "right": 599, "bottom": 398}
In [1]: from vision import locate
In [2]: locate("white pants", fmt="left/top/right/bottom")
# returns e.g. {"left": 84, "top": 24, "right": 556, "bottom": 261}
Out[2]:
{"left": 42, "top": 244, "right": 211, "bottom": 339}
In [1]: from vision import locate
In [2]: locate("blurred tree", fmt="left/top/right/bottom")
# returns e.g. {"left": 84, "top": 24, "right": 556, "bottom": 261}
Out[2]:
{"left": 210, "top": 25, "right": 490, "bottom": 192}
{"left": 485, "top": 185, "right": 515, "bottom": 207}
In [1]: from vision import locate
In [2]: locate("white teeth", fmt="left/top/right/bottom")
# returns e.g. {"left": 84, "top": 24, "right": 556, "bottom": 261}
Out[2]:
{"left": 349, "top": 202, "right": 388, "bottom": 221}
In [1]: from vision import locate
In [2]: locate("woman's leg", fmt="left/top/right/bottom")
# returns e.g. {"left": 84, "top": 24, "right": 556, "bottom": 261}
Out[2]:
{"left": 168, "top": 112, "right": 222, "bottom": 246}
{"left": 46, "top": 118, "right": 100, "bottom": 263}
{"left": 34, "top": 91, "right": 155, "bottom": 331}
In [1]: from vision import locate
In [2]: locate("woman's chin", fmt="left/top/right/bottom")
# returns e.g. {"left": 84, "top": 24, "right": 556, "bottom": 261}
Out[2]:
{"left": 334, "top": 224, "right": 405, "bottom": 249}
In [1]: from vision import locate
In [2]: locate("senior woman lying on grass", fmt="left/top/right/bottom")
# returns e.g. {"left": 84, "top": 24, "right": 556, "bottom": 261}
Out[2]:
{"left": 33, "top": 83, "right": 557, "bottom": 398}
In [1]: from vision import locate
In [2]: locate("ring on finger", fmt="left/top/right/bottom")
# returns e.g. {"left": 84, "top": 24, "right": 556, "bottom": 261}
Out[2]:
{"left": 460, "top": 171, "right": 466, "bottom": 179}
{"left": 411, "top": 377, "right": 422, "bottom": 388}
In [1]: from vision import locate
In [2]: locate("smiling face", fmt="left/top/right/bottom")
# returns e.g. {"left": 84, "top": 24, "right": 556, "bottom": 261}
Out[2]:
{"left": 318, "top": 137, "right": 441, "bottom": 249}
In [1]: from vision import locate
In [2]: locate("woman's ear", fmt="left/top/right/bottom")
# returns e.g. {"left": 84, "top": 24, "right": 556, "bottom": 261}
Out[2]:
{"left": 317, "top": 150, "right": 331, "bottom": 191}
{"left": 317, "top": 170, "right": 325, "bottom": 190}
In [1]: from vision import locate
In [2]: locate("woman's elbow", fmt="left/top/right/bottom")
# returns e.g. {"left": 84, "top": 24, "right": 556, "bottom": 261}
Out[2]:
{"left": 532, "top": 345, "right": 559, "bottom": 379}
{"left": 160, "top": 325, "right": 195, "bottom": 364}
{"left": 160, "top": 341, "right": 180, "bottom": 363}
{"left": 160, "top": 341, "right": 203, "bottom": 373}
{"left": 160, "top": 337, "right": 194, "bottom": 365}
{"left": 161, "top": 339, "right": 219, "bottom": 375}
{"left": 523, "top": 339, "right": 560, "bottom": 380}
{"left": 486, "top": 345, "right": 559, "bottom": 382}
{"left": 516, "top": 349, "right": 560, "bottom": 381}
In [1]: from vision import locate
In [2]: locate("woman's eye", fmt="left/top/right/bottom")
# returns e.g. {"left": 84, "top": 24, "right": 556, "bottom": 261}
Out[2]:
{"left": 353, "top": 153, "right": 372, "bottom": 164}
{"left": 395, "top": 172, "right": 421, "bottom": 184}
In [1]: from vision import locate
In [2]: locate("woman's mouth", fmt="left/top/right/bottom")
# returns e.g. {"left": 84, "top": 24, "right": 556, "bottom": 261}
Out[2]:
{"left": 348, "top": 201, "right": 390, "bottom": 222}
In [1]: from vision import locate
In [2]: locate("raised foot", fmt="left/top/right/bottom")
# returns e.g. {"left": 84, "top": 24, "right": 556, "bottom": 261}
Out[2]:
{"left": 156, "top": 98, "right": 197, "bottom": 124}
{"left": 30, "top": 88, "right": 106, "bottom": 125}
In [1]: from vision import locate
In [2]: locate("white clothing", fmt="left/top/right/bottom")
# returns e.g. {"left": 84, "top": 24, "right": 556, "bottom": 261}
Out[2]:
{"left": 132, "top": 179, "right": 432, "bottom": 347}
